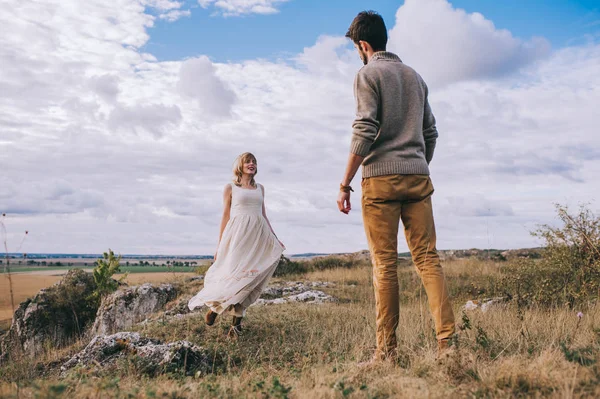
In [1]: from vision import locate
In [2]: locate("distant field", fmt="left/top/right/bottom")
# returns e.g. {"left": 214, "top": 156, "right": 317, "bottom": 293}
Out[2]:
{"left": 1, "top": 266, "right": 200, "bottom": 274}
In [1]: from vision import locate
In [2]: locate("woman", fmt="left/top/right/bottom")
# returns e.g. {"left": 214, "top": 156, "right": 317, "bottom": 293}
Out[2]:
{"left": 188, "top": 152, "right": 285, "bottom": 337}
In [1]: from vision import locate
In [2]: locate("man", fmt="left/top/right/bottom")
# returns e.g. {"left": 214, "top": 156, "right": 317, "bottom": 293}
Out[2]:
{"left": 337, "top": 11, "right": 455, "bottom": 362}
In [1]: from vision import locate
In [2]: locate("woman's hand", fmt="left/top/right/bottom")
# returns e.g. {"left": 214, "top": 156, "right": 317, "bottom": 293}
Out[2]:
{"left": 213, "top": 250, "right": 218, "bottom": 262}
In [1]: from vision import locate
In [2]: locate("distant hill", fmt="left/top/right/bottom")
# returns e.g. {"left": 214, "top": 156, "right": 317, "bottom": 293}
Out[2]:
{"left": 287, "top": 248, "right": 544, "bottom": 262}
{"left": 4, "top": 248, "right": 543, "bottom": 262}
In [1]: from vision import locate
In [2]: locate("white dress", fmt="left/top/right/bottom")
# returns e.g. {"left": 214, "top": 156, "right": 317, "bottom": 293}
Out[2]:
{"left": 188, "top": 183, "right": 284, "bottom": 317}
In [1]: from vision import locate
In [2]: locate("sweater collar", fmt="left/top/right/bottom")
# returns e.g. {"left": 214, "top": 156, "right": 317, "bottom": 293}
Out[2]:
{"left": 370, "top": 51, "right": 402, "bottom": 63}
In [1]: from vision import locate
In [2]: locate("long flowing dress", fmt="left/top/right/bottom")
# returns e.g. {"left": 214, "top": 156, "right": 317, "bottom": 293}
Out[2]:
{"left": 188, "top": 183, "right": 284, "bottom": 317}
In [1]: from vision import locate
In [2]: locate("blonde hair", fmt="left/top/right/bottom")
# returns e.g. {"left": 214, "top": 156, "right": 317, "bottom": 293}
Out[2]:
{"left": 232, "top": 152, "right": 258, "bottom": 187}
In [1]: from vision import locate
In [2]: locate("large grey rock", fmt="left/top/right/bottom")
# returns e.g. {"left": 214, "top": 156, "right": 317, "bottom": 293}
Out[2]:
{"left": 92, "top": 284, "right": 177, "bottom": 335}
{"left": 255, "top": 281, "right": 337, "bottom": 306}
{"left": 61, "top": 332, "right": 216, "bottom": 376}
{"left": 1, "top": 269, "right": 98, "bottom": 359}
{"left": 255, "top": 290, "right": 336, "bottom": 306}
{"left": 260, "top": 281, "right": 335, "bottom": 299}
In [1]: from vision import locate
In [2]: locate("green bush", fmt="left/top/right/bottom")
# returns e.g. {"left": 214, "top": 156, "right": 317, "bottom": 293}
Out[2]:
{"left": 92, "top": 249, "right": 125, "bottom": 302}
{"left": 311, "top": 257, "right": 358, "bottom": 270}
{"left": 274, "top": 255, "right": 367, "bottom": 277}
{"left": 273, "top": 256, "right": 309, "bottom": 277}
{"left": 499, "top": 204, "right": 600, "bottom": 307}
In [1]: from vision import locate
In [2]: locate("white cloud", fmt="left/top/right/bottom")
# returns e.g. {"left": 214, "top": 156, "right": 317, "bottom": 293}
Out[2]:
{"left": 295, "top": 35, "right": 360, "bottom": 78}
{"left": 388, "top": 0, "right": 551, "bottom": 87}
{"left": 158, "top": 9, "right": 191, "bottom": 22}
{"left": 143, "top": 0, "right": 183, "bottom": 11}
{"left": 177, "top": 56, "right": 237, "bottom": 117}
{"left": 107, "top": 103, "right": 183, "bottom": 138}
{"left": 198, "top": 0, "right": 288, "bottom": 17}
{"left": 88, "top": 75, "right": 121, "bottom": 104}
{"left": 1, "top": 0, "right": 599, "bottom": 255}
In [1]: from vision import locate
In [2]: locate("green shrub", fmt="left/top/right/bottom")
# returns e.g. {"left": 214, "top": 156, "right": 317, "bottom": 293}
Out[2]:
{"left": 273, "top": 256, "right": 309, "bottom": 277}
{"left": 311, "top": 257, "right": 358, "bottom": 270}
{"left": 273, "top": 255, "right": 367, "bottom": 277}
{"left": 499, "top": 204, "right": 600, "bottom": 307}
{"left": 92, "top": 249, "right": 125, "bottom": 302}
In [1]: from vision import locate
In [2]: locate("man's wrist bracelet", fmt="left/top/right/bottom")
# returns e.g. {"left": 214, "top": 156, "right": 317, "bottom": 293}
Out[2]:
{"left": 340, "top": 183, "right": 354, "bottom": 193}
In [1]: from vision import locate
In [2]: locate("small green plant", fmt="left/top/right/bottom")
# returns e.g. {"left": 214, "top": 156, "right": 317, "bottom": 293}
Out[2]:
{"left": 249, "top": 377, "right": 292, "bottom": 399}
{"left": 334, "top": 379, "right": 355, "bottom": 397}
{"left": 269, "top": 377, "right": 292, "bottom": 399}
{"left": 560, "top": 342, "right": 596, "bottom": 366}
{"left": 476, "top": 326, "right": 491, "bottom": 351}
{"left": 92, "top": 249, "right": 126, "bottom": 301}
{"left": 460, "top": 311, "right": 472, "bottom": 332}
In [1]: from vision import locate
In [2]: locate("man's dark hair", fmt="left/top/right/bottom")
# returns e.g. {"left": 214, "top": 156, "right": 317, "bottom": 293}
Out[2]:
{"left": 345, "top": 11, "right": 388, "bottom": 51}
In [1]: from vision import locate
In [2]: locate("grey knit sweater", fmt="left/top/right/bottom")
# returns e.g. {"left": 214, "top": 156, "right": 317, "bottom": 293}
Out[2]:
{"left": 350, "top": 52, "right": 438, "bottom": 178}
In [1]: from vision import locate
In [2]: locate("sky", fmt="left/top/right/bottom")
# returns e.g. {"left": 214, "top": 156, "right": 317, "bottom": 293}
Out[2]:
{"left": 1, "top": 0, "right": 599, "bottom": 255}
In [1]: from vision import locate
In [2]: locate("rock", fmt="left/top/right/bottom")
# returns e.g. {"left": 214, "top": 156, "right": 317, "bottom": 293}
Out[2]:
{"left": 463, "top": 297, "right": 508, "bottom": 312}
{"left": 260, "top": 281, "right": 335, "bottom": 299}
{"left": 1, "top": 269, "right": 98, "bottom": 358}
{"left": 480, "top": 297, "right": 507, "bottom": 312}
{"left": 464, "top": 300, "right": 478, "bottom": 311}
{"left": 91, "top": 284, "right": 177, "bottom": 335}
{"left": 164, "top": 295, "right": 204, "bottom": 317}
{"left": 255, "top": 281, "right": 337, "bottom": 305}
{"left": 186, "top": 275, "right": 204, "bottom": 283}
{"left": 61, "top": 332, "right": 217, "bottom": 376}
{"left": 255, "top": 290, "right": 336, "bottom": 306}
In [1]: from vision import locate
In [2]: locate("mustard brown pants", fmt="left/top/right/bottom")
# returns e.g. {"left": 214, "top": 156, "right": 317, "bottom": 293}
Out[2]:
{"left": 361, "top": 174, "right": 455, "bottom": 358}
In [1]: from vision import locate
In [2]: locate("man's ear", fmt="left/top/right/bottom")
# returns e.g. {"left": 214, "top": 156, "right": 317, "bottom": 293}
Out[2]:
{"left": 358, "top": 40, "right": 367, "bottom": 52}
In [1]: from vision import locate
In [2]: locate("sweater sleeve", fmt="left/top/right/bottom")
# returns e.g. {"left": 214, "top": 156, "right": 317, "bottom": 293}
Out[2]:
{"left": 350, "top": 70, "right": 380, "bottom": 157}
{"left": 422, "top": 81, "right": 438, "bottom": 164}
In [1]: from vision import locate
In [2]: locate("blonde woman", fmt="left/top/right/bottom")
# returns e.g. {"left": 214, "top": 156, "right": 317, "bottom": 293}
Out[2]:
{"left": 188, "top": 152, "right": 285, "bottom": 337}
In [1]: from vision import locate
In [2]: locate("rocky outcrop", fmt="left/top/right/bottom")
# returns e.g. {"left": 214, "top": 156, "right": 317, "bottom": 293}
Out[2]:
{"left": 1, "top": 269, "right": 98, "bottom": 358}
{"left": 438, "top": 248, "right": 542, "bottom": 261}
{"left": 61, "top": 332, "right": 217, "bottom": 376}
{"left": 254, "top": 281, "right": 337, "bottom": 306}
{"left": 165, "top": 295, "right": 204, "bottom": 316}
{"left": 260, "top": 281, "right": 335, "bottom": 299}
{"left": 91, "top": 284, "right": 177, "bottom": 335}
{"left": 255, "top": 290, "right": 336, "bottom": 306}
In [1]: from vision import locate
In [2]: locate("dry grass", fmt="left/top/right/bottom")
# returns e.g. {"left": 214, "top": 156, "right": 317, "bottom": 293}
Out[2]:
{"left": 1, "top": 261, "right": 599, "bottom": 398}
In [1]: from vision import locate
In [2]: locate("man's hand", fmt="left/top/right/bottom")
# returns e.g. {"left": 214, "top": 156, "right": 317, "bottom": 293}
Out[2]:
{"left": 337, "top": 153, "right": 364, "bottom": 215}
{"left": 337, "top": 191, "right": 351, "bottom": 214}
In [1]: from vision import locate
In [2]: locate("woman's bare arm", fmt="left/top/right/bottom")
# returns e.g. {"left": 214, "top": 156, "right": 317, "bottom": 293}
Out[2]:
{"left": 215, "top": 184, "right": 233, "bottom": 259}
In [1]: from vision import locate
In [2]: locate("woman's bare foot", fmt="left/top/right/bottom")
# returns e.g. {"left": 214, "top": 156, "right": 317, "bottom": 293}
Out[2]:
{"left": 227, "top": 316, "right": 243, "bottom": 339}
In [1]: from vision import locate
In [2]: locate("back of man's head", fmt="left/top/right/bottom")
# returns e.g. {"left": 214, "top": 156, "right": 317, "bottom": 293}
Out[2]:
{"left": 345, "top": 11, "right": 388, "bottom": 51}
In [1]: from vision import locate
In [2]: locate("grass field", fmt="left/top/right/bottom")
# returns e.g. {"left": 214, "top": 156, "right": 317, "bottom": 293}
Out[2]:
{"left": 1, "top": 258, "right": 599, "bottom": 398}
